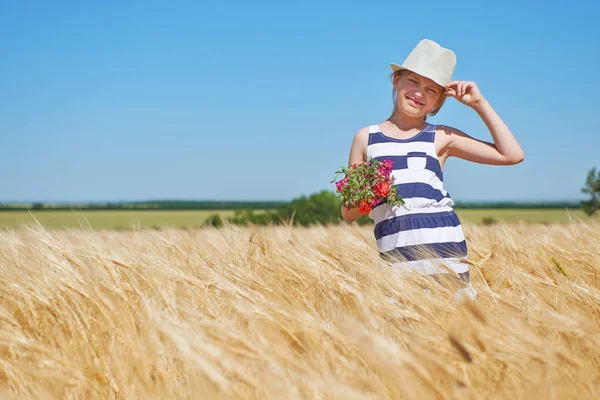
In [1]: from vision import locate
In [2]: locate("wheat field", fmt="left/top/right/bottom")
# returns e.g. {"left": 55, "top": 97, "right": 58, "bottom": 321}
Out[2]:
{"left": 0, "top": 218, "right": 599, "bottom": 399}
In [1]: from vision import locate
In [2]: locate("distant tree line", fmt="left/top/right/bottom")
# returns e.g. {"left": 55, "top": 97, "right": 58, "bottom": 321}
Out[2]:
{"left": 0, "top": 200, "right": 287, "bottom": 211}
{"left": 0, "top": 198, "right": 584, "bottom": 212}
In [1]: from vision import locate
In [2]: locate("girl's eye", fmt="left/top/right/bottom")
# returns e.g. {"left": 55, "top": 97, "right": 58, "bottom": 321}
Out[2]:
{"left": 426, "top": 88, "right": 437, "bottom": 94}
{"left": 409, "top": 79, "right": 418, "bottom": 84}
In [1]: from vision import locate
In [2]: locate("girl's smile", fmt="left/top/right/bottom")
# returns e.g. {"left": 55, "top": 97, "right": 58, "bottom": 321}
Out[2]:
{"left": 406, "top": 95, "right": 425, "bottom": 108}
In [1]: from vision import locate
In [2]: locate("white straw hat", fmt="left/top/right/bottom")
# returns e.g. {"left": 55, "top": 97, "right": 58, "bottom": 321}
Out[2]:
{"left": 391, "top": 39, "right": 457, "bottom": 88}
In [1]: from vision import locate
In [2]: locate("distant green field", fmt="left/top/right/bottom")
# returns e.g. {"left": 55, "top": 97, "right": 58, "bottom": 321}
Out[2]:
{"left": 454, "top": 208, "right": 589, "bottom": 224}
{"left": 0, "top": 210, "right": 236, "bottom": 230}
{"left": 0, "top": 208, "right": 594, "bottom": 231}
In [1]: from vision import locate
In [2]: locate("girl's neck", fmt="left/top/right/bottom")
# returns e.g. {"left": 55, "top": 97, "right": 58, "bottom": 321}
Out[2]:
{"left": 387, "top": 111, "right": 427, "bottom": 132}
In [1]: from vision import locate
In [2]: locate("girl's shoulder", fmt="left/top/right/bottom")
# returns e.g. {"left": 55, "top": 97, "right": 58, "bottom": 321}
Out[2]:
{"left": 351, "top": 124, "right": 380, "bottom": 144}
{"left": 349, "top": 123, "right": 389, "bottom": 164}
{"left": 432, "top": 124, "right": 474, "bottom": 159}
{"left": 433, "top": 123, "right": 466, "bottom": 135}
{"left": 433, "top": 124, "right": 469, "bottom": 143}
{"left": 355, "top": 123, "right": 383, "bottom": 135}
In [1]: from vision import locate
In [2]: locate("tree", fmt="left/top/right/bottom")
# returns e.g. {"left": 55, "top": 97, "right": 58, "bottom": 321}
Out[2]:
{"left": 276, "top": 190, "right": 372, "bottom": 226}
{"left": 581, "top": 167, "right": 600, "bottom": 216}
{"left": 275, "top": 190, "right": 342, "bottom": 227}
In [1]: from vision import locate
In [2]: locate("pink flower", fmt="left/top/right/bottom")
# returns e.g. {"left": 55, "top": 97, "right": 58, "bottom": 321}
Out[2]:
{"left": 377, "top": 159, "right": 393, "bottom": 176}
{"left": 335, "top": 177, "right": 348, "bottom": 193}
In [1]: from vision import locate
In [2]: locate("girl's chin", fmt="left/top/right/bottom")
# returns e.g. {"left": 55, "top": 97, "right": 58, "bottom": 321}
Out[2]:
{"left": 397, "top": 106, "right": 427, "bottom": 118}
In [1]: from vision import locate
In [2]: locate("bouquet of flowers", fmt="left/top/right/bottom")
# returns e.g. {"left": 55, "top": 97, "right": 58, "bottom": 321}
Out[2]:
{"left": 331, "top": 158, "right": 405, "bottom": 215}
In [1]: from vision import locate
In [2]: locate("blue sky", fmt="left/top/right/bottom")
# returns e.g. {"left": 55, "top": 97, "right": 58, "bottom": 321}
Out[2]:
{"left": 1, "top": 0, "right": 599, "bottom": 203}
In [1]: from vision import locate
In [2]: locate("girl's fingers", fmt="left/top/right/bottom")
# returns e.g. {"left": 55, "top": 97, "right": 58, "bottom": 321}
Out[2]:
{"left": 464, "top": 82, "right": 471, "bottom": 96}
{"left": 446, "top": 81, "right": 478, "bottom": 98}
{"left": 467, "top": 81, "right": 477, "bottom": 94}
{"left": 464, "top": 81, "right": 474, "bottom": 94}
{"left": 445, "top": 81, "right": 479, "bottom": 102}
{"left": 445, "top": 81, "right": 459, "bottom": 90}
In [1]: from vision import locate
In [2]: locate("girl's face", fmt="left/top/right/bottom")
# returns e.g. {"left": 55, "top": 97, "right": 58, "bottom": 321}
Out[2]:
{"left": 394, "top": 71, "right": 444, "bottom": 118}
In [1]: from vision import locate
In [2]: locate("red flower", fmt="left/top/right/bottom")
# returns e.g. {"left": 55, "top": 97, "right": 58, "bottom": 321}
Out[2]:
{"left": 359, "top": 200, "right": 372, "bottom": 214}
{"left": 374, "top": 181, "right": 390, "bottom": 198}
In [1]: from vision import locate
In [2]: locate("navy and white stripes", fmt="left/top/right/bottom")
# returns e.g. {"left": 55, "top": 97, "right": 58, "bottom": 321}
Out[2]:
{"left": 366, "top": 124, "right": 471, "bottom": 278}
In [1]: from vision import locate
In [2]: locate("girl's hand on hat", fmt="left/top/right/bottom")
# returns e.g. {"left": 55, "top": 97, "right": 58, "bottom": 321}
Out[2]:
{"left": 445, "top": 81, "right": 484, "bottom": 108}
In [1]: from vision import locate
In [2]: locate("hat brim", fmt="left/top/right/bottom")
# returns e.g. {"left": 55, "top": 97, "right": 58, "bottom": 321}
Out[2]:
{"left": 390, "top": 63, "right": 449, "bottom": 91}
{"left": 390, "top": 63, "right": 404, "bottom": 72}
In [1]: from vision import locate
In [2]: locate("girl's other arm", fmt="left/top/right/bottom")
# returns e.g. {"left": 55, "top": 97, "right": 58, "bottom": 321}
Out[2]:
{"left": 444, "top": 81, "right": 525, "bottom": 165}
{"left": 341, "top": 127, "right": 369, "bottom": 222}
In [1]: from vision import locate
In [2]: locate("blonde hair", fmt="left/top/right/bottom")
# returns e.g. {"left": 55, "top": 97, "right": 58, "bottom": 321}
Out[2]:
{"left": 390, "top": 70, "right": 447, "bottom": 120}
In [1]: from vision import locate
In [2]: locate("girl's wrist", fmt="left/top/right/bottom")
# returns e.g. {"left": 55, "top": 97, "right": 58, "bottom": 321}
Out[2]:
{"left": 471, "top": 97, "right": 490, "bottom": 114}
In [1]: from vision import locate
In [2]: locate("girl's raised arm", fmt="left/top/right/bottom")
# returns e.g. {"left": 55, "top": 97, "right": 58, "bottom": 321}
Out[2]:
{"left": 444, "top": 81, "right": 524, "bottom": 165}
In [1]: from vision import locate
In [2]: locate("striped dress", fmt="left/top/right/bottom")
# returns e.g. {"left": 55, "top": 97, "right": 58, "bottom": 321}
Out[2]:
{"left": 366, "top": 123, "right": 477, "bottom": 299}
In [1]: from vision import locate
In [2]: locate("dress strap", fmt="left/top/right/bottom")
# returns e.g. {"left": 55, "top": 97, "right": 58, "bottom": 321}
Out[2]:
{"left": 422, "top": 123, "right": 437, "bottom": 143}
{"left": 368, "top": 124, "right": 380, "bottom": 134}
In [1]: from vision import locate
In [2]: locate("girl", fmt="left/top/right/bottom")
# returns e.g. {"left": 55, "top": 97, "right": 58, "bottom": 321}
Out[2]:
{"left": 342, "top": 39, "right": 524, "bottom": 300}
